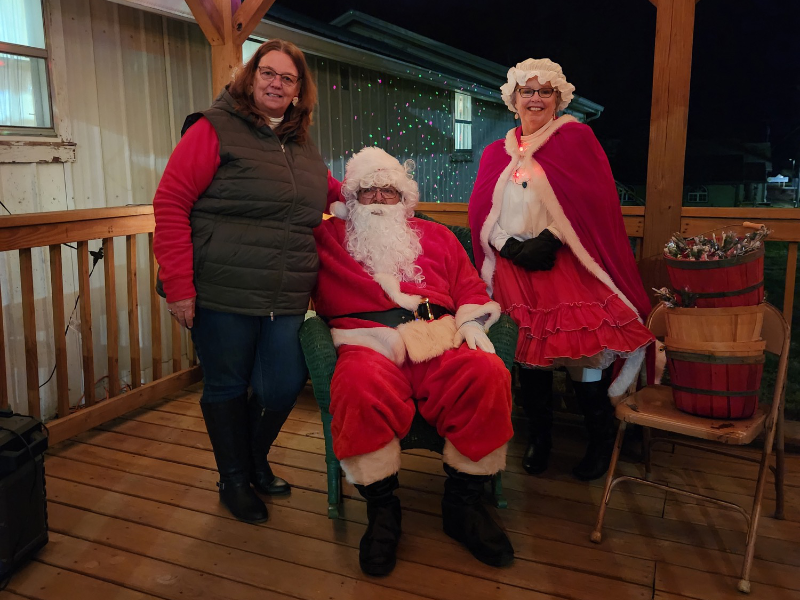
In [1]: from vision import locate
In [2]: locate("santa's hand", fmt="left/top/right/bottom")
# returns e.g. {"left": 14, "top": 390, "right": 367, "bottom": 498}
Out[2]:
{"left": 454, "top": 321, "right": 496, "bottom": 354}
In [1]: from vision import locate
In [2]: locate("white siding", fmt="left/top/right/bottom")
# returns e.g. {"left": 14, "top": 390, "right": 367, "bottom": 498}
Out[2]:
{"left": 0, "top": 0, "right": 210, "bottom": 418}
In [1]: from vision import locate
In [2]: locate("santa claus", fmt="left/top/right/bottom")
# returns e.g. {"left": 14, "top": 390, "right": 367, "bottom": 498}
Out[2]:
{"left": 313, "top": 147, "right": 514, "bottom": 576}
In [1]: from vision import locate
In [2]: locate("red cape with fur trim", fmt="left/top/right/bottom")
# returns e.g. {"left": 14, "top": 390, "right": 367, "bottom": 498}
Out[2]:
{"left": 468, "top": 123, "right": 654, "bottom": 383}
{"left": 313, "top": 216, "right": 493, "bottom": 329}
{"left": 468, "top": 123, "right": 651, "bottom": 321}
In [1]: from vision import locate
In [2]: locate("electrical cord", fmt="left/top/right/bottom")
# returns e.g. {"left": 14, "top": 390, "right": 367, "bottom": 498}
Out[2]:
{"left": 39, "top": 246, "right": 104, "bottom": 390}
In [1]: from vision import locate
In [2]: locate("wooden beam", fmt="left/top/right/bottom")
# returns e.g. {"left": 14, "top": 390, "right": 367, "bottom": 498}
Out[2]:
{"left": 183, "top": 0, "right": 224, "bottom": 45}
{"left": 47, "top": 366, "right": 203, "bottom": 446}
{"left": 641, "top": 0, "right": 698, "bottom": 258}
{"left": 211, "top": 0, "right": 242, "bottom": 96}
{"left": 233, "top": 0, "right": 275, "bottom": 45}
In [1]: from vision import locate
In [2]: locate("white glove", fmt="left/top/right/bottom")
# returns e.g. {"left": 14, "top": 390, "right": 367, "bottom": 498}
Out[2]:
{"left": 453, "top": 320, "right": 495, "bottom": 354}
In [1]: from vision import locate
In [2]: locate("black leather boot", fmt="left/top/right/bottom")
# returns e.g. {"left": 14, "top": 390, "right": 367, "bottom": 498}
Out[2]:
{"left": 354, "top": 475, "right": 402, "bottom": 576}
{"left": 518, "top": 368, "right": 554, "bottom": 475}
{"left": 571, "top": 377, "right": 617, "bottom": 481}
{"left": 442, "top": 464, "right": 514, "bottom": 567}
{"left": 249, "top": 399, "right": 292, "bottom": 495}
{"left": 201, "top": 396, "right": 269, "bottom": 523}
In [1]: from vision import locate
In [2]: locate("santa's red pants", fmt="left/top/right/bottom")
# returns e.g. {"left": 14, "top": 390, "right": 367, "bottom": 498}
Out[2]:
{"left": 329, "top": 344, "right": 513, "bottom": 463}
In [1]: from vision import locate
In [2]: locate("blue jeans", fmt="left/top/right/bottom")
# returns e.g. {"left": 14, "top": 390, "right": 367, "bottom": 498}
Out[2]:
{"left": 190, "top": 306, "right": 307, "bottom": 411}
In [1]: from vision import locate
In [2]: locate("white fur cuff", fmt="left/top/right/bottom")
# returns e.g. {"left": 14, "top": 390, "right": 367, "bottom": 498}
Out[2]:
{"left": 330, "top": 201, "right": 348, "bottom": 220}
{"left": 340, "top": 437, "right": 401, "bottom": 485}
{"left": 455, "top": 302, "right": 502, "bottom": 330}
{"left": 443, "top": 440, "right": 507, "bottom": 475}
{"left": 397, "top": 315, "right": 457, "bottom": 363}
{"left": 608, "top": 345, "right": 648, "bottom": 402}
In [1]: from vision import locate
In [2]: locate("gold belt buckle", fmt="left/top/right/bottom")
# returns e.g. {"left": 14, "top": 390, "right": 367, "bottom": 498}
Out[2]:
{"left": 414, "top": 297, "right": 434, "bottom": 322}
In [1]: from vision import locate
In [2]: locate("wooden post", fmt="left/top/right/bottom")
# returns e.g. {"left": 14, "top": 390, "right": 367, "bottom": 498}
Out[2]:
{"left": 641, "top": 0, "right": 699, "bottom": 258}
{"left": 185, "top": 0, "right": 276, "bottom": 96}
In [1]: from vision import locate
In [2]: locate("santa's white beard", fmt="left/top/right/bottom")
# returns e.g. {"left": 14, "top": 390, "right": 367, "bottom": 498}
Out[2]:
{"left": 345, "top": 200, "right": 424, "bottom": 284}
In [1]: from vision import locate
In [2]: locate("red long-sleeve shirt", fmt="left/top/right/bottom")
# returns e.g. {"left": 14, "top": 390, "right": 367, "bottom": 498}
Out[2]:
{"left": 153, "top": 117, "right": 342, "bottom": 303}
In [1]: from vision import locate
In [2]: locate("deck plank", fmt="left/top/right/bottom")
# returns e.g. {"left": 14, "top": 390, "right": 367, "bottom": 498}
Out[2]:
{"left": 12, "top": 381, "right": 797, "bottom": 600}
{"left": 38, "top": 532, "right": 300, "bottom": 600}
{"left": 4, "top": 558, "right": 162, "bottom": 600}
{"left": 655, "top": 562, "right": 800, "bottom": 600}
{"left": 46, "top": 437, "right": 800, "bottom": 592}
{"left": 45, "top": 459, "right": 652, "bottom": 599}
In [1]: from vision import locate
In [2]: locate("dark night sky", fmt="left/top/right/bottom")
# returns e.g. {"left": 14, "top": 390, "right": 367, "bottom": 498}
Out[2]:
{"left": 274, "top": 0, "right": 800, "bottom": 181}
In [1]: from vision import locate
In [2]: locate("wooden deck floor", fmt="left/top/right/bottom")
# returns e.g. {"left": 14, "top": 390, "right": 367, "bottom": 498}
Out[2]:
{"left": 4, "top": 384, "right": 800, "bottom": 600}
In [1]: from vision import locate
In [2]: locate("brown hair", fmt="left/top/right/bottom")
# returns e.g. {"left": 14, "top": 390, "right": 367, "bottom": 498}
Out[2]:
{"left": 228, "top": 39, "right": 317, "bottom": 145}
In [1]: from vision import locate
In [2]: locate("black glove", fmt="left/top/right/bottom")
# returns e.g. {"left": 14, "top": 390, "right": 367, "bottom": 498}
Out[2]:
{"left": 499, "top": 236, "right": 524, "bottom": 260}
{"left": 511, "top": 229, "right": 563, "bottom": 271}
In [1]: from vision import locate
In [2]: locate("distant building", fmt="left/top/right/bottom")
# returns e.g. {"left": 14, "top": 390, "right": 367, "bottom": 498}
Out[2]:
{"left": 246, "top": 8, "right": 606, "bottom": 203}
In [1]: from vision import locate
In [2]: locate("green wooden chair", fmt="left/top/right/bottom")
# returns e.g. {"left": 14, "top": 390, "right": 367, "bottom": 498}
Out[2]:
{"left": 299, "top": 215, "right": 518, "bottom": 519}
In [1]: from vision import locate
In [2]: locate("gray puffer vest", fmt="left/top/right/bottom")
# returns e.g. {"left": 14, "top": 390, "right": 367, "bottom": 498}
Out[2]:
{"left": 186, "top": 91, "right": 328, "bottom": 316}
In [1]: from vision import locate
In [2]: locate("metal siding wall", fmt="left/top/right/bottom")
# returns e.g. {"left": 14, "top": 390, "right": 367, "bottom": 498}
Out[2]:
{"left": 307, "top": 54, "right": 513, "bottom": 204}
{"left": 0, "top": 0, "right": 210, "bottom": 418}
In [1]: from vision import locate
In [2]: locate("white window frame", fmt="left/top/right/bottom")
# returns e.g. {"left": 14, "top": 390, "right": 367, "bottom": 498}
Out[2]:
{"left": 0, "top": 0, "right": 75, "bottom": 163}
{"left": 453, "top": 91, "right": 472, "bottom": 155}
{"left": 0, "top": 0, "right": 55, "bottom": 137}
{"left": 686, "top": 185, "right": 709, "bottom": 204}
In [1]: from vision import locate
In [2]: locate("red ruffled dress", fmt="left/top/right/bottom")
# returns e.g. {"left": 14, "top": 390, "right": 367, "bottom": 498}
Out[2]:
{"left": 488, "top": 125, "right": 653, "bottom": 371}
{"left": 492, "top": 245, "right": 653, "bottom": 370}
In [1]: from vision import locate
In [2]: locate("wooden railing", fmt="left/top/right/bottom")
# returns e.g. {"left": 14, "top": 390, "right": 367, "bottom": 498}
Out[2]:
{"left": 417, "top": 202, "right": 800, "bottom": 325}
{"left": 0, "top": 206, "right": 201, "bottom": 444}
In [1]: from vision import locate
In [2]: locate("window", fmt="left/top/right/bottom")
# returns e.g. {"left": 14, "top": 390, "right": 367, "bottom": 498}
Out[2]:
{"left": 453, "top": 92, "right": 472, "bottom": 152}
{"left": 0, "top": 0, "right": 53, "bottom": 135}
{"left": 686, "top": 186, "right": 709, "bottom": 204}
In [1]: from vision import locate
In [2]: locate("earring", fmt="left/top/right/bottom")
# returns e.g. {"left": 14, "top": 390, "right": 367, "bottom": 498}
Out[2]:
{"left": 514, "top": 112, "right": 519, "bottom": 120}
{"left": 292, "top": 97, "right": 299, "bottom": 106}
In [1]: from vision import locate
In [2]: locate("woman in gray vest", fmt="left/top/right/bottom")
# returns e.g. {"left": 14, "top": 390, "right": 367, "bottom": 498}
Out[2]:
{"left": 153, "top": 39, "right": 339, "bottom": 523}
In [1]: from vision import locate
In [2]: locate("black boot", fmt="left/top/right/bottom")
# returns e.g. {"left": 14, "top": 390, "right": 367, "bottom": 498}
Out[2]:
{"left": 571, "top": 378, "right": 617, "bottom": 481}
{"left": 249, "top": 399, "right": 292, "bottom": 495}
{"left": 518, "top": 369, "right": 554, "bottom": 475}
{"left": 442, "top": 464, "right": 514, "bottom": 567}
{"left": 354, "top": 475, "right": 402, "bottom": 576}
{"left": 201, "top": 396, "right": 269, "bottom": 523}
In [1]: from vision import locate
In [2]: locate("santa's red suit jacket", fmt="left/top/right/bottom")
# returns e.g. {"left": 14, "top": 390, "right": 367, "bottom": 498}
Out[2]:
{"left": 312, "top": 216, "right": 500, "bottom": 349}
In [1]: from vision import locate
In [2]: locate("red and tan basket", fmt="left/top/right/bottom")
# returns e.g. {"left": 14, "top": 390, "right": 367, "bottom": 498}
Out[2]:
{"left": 665, "top": 246, "right": 764, "bottom": 308}
{"left": 664, "top": 306, "right": 765, "bottom": 419}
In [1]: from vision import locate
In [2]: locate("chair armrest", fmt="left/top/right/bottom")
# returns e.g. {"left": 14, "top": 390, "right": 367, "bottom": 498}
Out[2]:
{"left": 299, "top": 316, "right": 337, "bottom": 412}
{"left": 488, "top": 314, "right": 518, "bottom": 372}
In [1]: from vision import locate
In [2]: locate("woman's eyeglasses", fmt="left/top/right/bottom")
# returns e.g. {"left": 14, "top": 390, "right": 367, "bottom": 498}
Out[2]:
{"left": 257, "top": 67, "right": 300, "bottom": 87}
{"left": 358, "top": 187, "right": 400, "bottom": 200}
{"left": 517, "top": 87, "right": 556, "bottom": 99}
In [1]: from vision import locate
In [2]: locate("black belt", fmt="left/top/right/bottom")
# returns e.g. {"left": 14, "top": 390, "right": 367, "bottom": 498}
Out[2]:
{"left": 330, "top": 298, "right": 452, "bottom": 327}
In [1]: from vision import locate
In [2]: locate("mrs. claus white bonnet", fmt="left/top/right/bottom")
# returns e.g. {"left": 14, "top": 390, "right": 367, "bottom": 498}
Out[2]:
{"left": 500, "top": 58, "right": 576, "bottom": 114}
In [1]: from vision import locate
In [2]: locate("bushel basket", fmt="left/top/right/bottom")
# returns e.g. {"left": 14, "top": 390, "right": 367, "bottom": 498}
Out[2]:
{"left": 664, "top": 306, "right": 765, "bottom": 419}
{"left": 665, "top": 246, "right": 764, "bottom": 308}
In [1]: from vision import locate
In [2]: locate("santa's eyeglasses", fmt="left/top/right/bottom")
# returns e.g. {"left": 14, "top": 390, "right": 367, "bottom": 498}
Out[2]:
{"left": 358, "top": 187, "right": 400, "bottom": 200}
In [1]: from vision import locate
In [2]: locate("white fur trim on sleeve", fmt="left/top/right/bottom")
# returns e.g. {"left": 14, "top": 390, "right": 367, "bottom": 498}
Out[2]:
{"left": 443, "top": 440, "right": 507, "bottom": 475}
{"left": 331, "top": 327, "right": 407, "bottom": 366}
{"left": 330, "top": 201, "right": 348, "bottom": 220}
{"left": 608, "top": 345, "right": 647, "bottom": 400}
{"left": 373, "top": 272, "right": 422, "bottom": 311}
{"left": 455, "top": 302, "right": 502, "bottom": 330}
{"left": 340, "top": 437, "right": 401, "bottom": 485}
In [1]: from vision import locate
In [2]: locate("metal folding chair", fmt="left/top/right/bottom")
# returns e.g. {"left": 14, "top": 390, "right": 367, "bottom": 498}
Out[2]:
{"left": 590, "top": 302, "right": 789, "bottom": 594}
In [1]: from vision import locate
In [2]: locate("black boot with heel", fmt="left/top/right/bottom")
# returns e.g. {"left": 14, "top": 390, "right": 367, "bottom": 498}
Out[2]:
{"left": 442, "top": 464, "right": 514, "bottom": 567}
{"left": 518, "top": 368, "right": 554, "bottom": 475}
{"left": 201, "top": 395, "right": 269, "bottom": 523}
{"left": 248, "top": 399, "right": 292, "bottom": 495}
{"left": 354, "top": 474, "right": 402, "bottom": 576}
{"left": 571, "top": 377, "right": 617, "bottom": 481}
